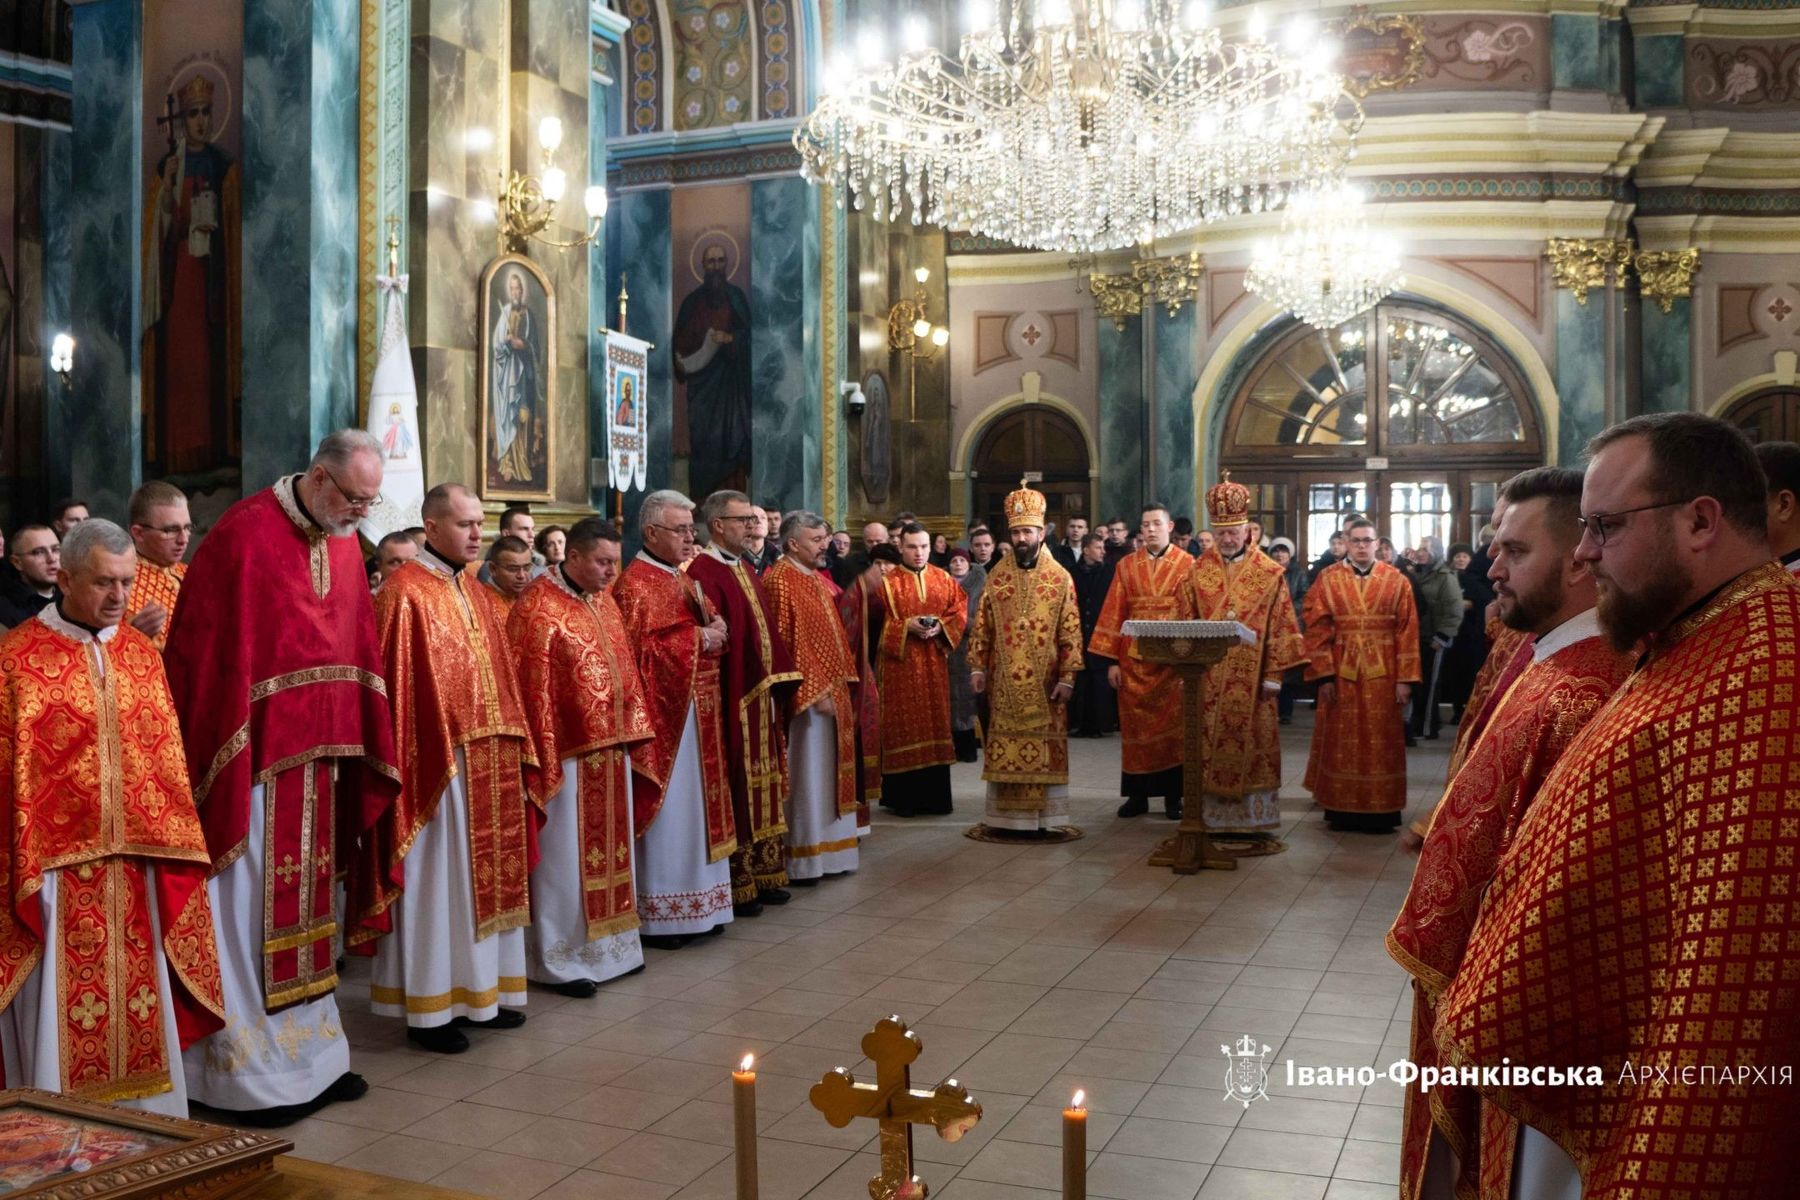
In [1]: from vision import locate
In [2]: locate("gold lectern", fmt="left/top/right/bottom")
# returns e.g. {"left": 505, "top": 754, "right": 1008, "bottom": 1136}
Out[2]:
{"left": 1121, "top": 618, "right": 1257, "bottom": 874}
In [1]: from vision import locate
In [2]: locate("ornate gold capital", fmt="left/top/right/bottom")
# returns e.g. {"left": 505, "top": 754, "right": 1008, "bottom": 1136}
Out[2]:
{"left": 1633, "top": 248, "right": 1701, "bottom": 314}
{"left": 1079, "top": 250, "right": 1204, "bottom": 331}
{"left": 1545, "top": 238, "right": 1634, "bottom": 306}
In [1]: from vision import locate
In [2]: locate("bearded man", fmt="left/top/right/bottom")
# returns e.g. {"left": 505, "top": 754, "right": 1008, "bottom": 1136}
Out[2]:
{"left": 673, "top": 245, "right": 752, "bottom": 496}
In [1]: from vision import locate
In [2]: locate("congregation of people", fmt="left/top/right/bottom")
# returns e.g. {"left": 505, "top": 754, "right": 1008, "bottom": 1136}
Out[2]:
{"left": 2, "top": 415, "right": 1799, "bottom": 1196}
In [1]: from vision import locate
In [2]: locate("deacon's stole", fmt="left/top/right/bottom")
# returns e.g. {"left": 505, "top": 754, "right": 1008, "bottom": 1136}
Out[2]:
{"left": 967, "top": 556, "right": 1083, "bottom": 804}
{"left": 876, "top": 564, "right": 968, "bottom": 773}
{"left": 1188, "top": 548, "right": 1306, "bottom": 797}
{"left": 764, "top": 559, "right": 859, "bottom": 817}
{"left": 163, "top": 478, "right": 397, "bottom": 1010}
{"left": 1437, "top": 564, "right": 1800, "bottom": 1200}
{"left": 356, "top": 558, "right": 538, "bottom": 950}
{"left": 1087, "top": 548, "right": 1197, "bottom": 775}
{"left": 611, "top": 557, "right": 736, "bottom": 860}
{"left": 837, "top": 573, "right": 887, "bottom": 814}
{"left": 687, "top": 552, "right": 800, "bottom": 843}
{"left": 1387, "top": 632, "right": 1632, "bottom": 1200}
{"left": 1300, "top": 561, "right": 1421, "bottom": 812}
{"left": 124, "top": 560, "right": 185, "bottom": 652}
{"left": 0, "top": 620, "right": 224, "bottom": 1102}
{"left": 509, "top": 571, "right": 654, "bottom": 944}
{"left": 1407, "top": 622, "right": 1535, "bottom": 840}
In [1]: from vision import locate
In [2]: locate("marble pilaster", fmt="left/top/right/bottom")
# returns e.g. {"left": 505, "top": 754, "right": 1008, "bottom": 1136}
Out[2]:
{"left": 1096, "top": 315, "right": 1144, "bottom": 526}
{"left": 612, "top": 187, "right": 673, "bottom": 505}
{"left": 749, "top": 173, "right": 819, "bottom": 513}
{"left": 1638, "top": 299, "right": 1692, "bottom": 415}
{"left": 589, "top": 59, "right": 612, "bottom": 512}
{"left": 1553, "top": 288, "right": 1610, "bottom": 463}
{"left": 1151, "top": 304, "right": 1197, "bottom": 519}
{"left": 39, "top": 127, "right": 74, "bottom": 502}
{"left": 1634, "top": 35, "right": 1684, "bottom": 108}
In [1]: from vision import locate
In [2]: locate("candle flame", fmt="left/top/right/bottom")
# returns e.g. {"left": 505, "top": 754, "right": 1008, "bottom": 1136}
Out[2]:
{"left": 740, "top": 1054, "right": 755, "bottom": 1072}
{"left": 1071, "top": 1089, "right": 1086, "bottom": 1109}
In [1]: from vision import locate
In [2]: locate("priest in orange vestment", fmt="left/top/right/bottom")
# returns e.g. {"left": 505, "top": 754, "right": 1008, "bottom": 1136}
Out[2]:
{"left": 1189, "top": 476, "right": 1306, "bottom": 835}
{"left": 1088, "top": 503, "right": 1197, "bottom": 819}
{"left": 763, "top": 512, "right": 860, "bottom": 881}
{"left": 1437, "top": 414, "right": 1800, "bottom": 1200}
{"left": 612, "top": 491, "right": 737, "bottom": 946}
{"left": 359, "top": 484, "right": 538, "bottom": 1055}
{"left": 1302, "top": 516, "right": 1421, "bottom": 832}
{"left": 1386, "top": 467, "right": 1634, "bottom": 1200}
{"left": 123, "top": 480, "right": 190, "bottom": 650}
{"left": 167, "top": 433, "right": 398, "bottom": 1123}
{"left": 689, "top": 491, "right": 800, "bottom": 915}
{"left": 0, "top": 520, "right": 224, "bottom": 1114}
{"left": 877, "top": 524, "right": 968, "bottom": 817}
{"left": 509, "top": 518, "right": 653, "bottom": 996}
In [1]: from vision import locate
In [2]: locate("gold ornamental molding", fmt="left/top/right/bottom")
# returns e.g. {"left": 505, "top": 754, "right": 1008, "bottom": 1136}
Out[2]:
{"left": 1634, "top": 248, "right": 1701, "bottom": 314}
{"left": 1545, "top": 237, "right": 1634, "bottom": 305}
{"left": 1330, "top": 8, "right": 1427, "bottom": 99}
{"left": 1072, "top": 249, "right": 1205, "bottom": 331}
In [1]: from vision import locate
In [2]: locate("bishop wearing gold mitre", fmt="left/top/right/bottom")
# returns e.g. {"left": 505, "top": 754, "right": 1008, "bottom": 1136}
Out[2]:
{"left": 1187, "top": 473, "right": 1305, "bottom": 837}
{"left": 612, "top": 490, "right": 737, "bottom": 947}
{"left": 122, "top": 480, "right": 190, "bottom": 650}
{"left": 356, "top": 484, "right": 538, "bottom": 1055}
{"left": 688, "top": 491, "right": 801, "bottom": 916}
{"left": 1088, "top": 502, "right": 1197, "bottom": 819}
{"left": 1435, "top": 416, "right": 1800, "bottom": 1200}
{"left": 1385, "top": 468, "right": 1634, "bottom": 1200}
{"left": 0, "top": 520, "right": 224, "bottom": 1114}
{"left": 1301, "top": 515, "right": 1420, "bottom": 832}
{"left": 508, "top": 518, "right": 655, "bottom": 997}
{"left": 877, "top": 522, "right": 968, "bottom": 817}
{"left": 967, "top": 481, "right": 1083, "bottom": 834}
{"left": 762, "top": 512, "right": 862, "bottom": 881}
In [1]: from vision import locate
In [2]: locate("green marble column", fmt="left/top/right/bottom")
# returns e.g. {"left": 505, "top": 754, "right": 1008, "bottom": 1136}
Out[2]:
{"left": 1096, "top": 315, "right": 1145, "bottom": 526}
{"left": 1553, "top": 288, "right": 1613, "bottom": 463}
{"left": 1152, "top": 303, "right": 1198, "bottom": 519}
{"left": 1639, "top": 300, "right": 1692, "bottom": 415}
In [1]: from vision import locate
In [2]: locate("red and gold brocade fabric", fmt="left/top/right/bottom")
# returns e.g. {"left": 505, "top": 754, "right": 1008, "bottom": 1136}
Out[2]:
{"left": 1301, "top": 561, "right": 1421, "bottom": 813}
{"left": 1188, "top": 548, "right": 1306, "bottom": 797}
{"left": 966, "top": 556, "right": 1083, "bottom": 797}
{"left": 0, "top": 619, "right": 224, "bottom": 1101}
{"left": 1387, "top": 631, "right": 1633, "bottom": 1200}
{"left": 837, "top": 572, "right": 887, "bottom": 818}
{"left": 509, "top": 571, "right": 653, "bottom": 942}
{"left": 1087, "top": 548, "right": 1197, "bottom": 775}
{"left": 687, "top": 551, "right": 800, "bottom": 843}
{"left": 355, "top": 557, "right": 537, "bottom": 949}
{"left": 763, "top": 558, "right": 859, "bottom": 817}
{"left": 163, "top": 478, "right": 397, "bottom": 1008}
{"left": 1407, "top": 622, "right": 1536, "bottom": 841}
{"left": 877, "top": 564, "right": 967, "bottom": 774}
{"left": 611, "top": 556, "right": 736, "bottom": 860}
{"left": 125, "top": 560, "right": 185, "bottom": 652}
{"left": 1436, "top": 564, "right": 1800, "bottom": 1200}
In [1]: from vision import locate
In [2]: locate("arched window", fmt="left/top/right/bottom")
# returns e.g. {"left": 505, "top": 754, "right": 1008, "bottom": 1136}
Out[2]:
{"left": 1720, "top": 387, "right": 1800, "bottom": 443}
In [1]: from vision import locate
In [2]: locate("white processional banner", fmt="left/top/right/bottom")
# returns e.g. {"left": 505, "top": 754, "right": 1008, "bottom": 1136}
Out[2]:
{"left": 360, "top": 273, "right": 425, "bottom": 542}
{"left": 603, "top": 330, "right": 651, "bottom": 493}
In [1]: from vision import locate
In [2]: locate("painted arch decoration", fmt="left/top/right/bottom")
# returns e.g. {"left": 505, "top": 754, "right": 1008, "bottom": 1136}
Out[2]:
{"left": 621, "top": 0, "right": 808, "bottom": 134}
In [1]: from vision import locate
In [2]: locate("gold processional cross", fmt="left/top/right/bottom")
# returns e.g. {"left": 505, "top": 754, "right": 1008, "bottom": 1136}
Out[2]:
{"left": 809, "top": 1016, "right": 983, "bottom": 1200}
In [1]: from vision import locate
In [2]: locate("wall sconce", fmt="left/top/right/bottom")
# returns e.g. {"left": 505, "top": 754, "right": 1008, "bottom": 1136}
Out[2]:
{"left": 50, "top": 333, "right": 74, "bottom": 385}
{"left": 498, "top": 116, "right": 607, "bottom": 252}
{"left": 888, "top": 266, "right": 949, "bottom": 420}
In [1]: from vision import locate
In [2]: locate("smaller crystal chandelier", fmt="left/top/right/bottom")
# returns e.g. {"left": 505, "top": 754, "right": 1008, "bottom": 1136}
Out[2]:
{"left": 1245, "top": 184, "right": 1403, "bottom": 328}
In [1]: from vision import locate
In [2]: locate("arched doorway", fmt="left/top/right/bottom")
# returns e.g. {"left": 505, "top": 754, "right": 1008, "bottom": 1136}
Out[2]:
{"left": 970, "top": 407, "right": 1091, "bottom": 533}
{"left": 1720, "top": 387, "right": 1800, "bottom": 443}
{"left": 1220, "top": 301, "right": 1544, "bottom": 563}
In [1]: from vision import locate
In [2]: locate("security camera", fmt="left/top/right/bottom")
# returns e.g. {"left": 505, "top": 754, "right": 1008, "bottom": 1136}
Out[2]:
{"left": 841, "top": 381, "right": 866, "bottom": 413}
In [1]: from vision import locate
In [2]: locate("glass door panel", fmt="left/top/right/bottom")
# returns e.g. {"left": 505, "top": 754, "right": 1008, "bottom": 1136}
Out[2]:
{"left": 1303, "top": 478, "right": 1369, "bottom": 564}
{"left": 1386, "top": 476, "right": 1452, "bottom": 555}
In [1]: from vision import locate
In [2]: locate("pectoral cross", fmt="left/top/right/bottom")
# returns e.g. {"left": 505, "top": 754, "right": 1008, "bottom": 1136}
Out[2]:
{"left": 809, "top": 1016, "right": 983, "bottom": 1200}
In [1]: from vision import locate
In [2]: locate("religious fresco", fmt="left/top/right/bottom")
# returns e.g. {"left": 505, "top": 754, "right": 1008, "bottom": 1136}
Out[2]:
{"left": 479, "top": 254, "right": 557, "bottom": 502}
{"left": 671, "top": 0, "right": 753, "bottom": 130}
{"left": 671, "top": 182, "right": 753, "bottom": 498}
{"left": 140, "top": 0, "right": 242, "bottom": 485}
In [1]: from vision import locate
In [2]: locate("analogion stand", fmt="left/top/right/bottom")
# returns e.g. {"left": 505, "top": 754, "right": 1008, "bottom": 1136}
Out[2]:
{"left": 1122, "top": 619, "right": 1258, "bottom": 874}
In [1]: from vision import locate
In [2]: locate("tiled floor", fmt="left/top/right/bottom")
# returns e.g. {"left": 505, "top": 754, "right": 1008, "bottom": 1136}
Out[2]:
{"left": 248, "top": 716, "right": 1448, "bottom": 1200}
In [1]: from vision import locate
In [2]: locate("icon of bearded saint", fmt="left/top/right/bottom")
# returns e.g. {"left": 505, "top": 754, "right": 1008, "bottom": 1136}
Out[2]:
{"left": 671, "top": 241, "right": 752, "bottom": 497}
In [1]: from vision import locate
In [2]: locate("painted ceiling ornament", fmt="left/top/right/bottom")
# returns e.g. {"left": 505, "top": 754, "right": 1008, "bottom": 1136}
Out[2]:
{"left": 1330, "top": 6, "right": 1427, "bottom": 98}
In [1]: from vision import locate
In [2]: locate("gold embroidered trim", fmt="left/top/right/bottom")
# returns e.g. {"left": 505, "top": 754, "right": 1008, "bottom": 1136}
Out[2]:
{"left": 250, "top": 665, "right": 389, "bottom": 702}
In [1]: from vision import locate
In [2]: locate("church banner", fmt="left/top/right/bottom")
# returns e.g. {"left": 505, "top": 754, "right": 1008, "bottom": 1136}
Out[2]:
{"left": 604, "top": 331, "right": 650, "bottom": 493}
{"left": 359, "top": 272, "right": 424, "bottom": 541}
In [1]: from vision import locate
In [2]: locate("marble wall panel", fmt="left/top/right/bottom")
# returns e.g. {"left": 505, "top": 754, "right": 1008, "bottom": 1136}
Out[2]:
{"left": 1152, "top": 305, "right": 1197, "bottom": 519}
{"left": 588, "top": 78, "right": 610, "bottom": 511}
{"left": 748, "top": 173, "right": 815, "bottom": 512}
{"left": 420, "top": 343, "right": 479, "bottom": 486}
{"left": 1553, "top": 290, "right": 1608, "bottom": 463}
{"left": 1096, "top": 317, "right": 1144, "bottom": 526}
{"left": 1550, "top": 14, "right": 1619, "bottom": 92}
{"left": 1634, "top": 35, "right": 1683, "bottom": 108}
{"left": 614, "top": 187, "right": 673, "bottom": 501}
{"left": 39, "top": 128, "right": 72, "bottom": 501}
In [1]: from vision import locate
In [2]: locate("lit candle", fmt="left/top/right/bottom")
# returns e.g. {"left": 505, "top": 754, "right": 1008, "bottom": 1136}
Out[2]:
{"left": 1063, "top": 1089, "right": 1087, "bottom": 1200}
{"left": 734, "top": 1054, "right": 759, "bottom": 1200}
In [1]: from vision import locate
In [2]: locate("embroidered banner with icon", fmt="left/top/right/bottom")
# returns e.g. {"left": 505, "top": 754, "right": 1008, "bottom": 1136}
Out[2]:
{"left": 604, "top": 331, "right": 651, "bottom": 493}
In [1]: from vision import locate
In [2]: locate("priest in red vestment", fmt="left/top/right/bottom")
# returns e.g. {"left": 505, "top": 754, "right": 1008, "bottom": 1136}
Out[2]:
{"left": 509, "top": 518, "right": 654, "bottom": 996}
{"left": 837, "top": 543, "right": 901, "bottom": 831}
{"left": 877, "top": 524, "right": 968, "bottom": 817}
{"left": 688, "top": 491, "right": 801, "bottom": 915}
{"left": 613, "top": 491, "right": 737, "bottom": 947}
{"left": 0, "top": 520, "right": 224, "bottom": 1114}
{"left": 1387, "top": 467, "right": 1634, "bottom": 1200}
{"left": 1088, "top": 503, "right": 1197, "bottom": 819}
{"left": 357, "top": 483, "right": 537, "bottom": 1055}
{"left": 123, "top": 479, "right": 190, "bottom": 650}
{"left": 1438, "top": 414, "right": 1800, "bottom": 1200}
{"left": 166, "top": 431, "right": 398, "bottom": 1124}
{"left": 1302, "top": 516, "right": 1421, "bottom": 832}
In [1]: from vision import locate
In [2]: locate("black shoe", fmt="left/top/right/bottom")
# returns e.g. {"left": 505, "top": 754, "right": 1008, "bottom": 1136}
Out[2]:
{"left": 758, "top": 888, "right": 791, "bottom": 906}
{"left": 1117, "top": 796, "right": 1149, "bottom": 818}
{"left": 454, "top": 1008, "right": 526, "bottom": 1030}
{"left": 1404, "top": 735, "right": 1418, "bottom": 747}
{"left": 707, "top": 924, "right": 726, "bottom": 936}
{"left": 548, "top": 979, "right": 599, "bottom": 998}
{"left": 215, "top": 1072, "right": 368, "bottom": 1128}
{"left": 733, "top": 899, "right": 764, "bottom": 918}
{"left": 1164, "top": 797, "right": 1183, "bottom": 820}
{"left": 408, "top": 1025, "right": 470, "bottom": 1054}
{"left": 1278, "top": 716, "right": 1291, "bottom": 726}
{"left": 642, "top": 933, "right": 694, "bottom": 950}
{"left": 789, "top": 876, "right": 820, "bottom": 888}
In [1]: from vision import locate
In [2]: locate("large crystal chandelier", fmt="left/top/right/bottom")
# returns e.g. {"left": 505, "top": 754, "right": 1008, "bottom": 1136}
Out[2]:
{"left": 793, "top": 0, "right": 1359, "bottom": 254}
{"left": 1244, "top": 184, "right": 1403, "bottom": 328}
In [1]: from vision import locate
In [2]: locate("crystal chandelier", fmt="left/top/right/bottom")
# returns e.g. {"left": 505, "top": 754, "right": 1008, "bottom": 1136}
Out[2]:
{"left": 1244, "top": 184, "right": 1403, "bottom": 328}
{"left": 793, "top": 0, "right": 1359, "bottom": 254}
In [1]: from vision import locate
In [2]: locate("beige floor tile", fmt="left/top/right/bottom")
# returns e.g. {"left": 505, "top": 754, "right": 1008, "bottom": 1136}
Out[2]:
{"left": 1219, "top": 984, "right": 1313, "bottom": 1013}
{"left": 1219, "top": 1127, "right": 1346, "bottom": 1177}
{"left": 526, "top": 1044, "right": 655, "bottom": 1085}
{"left": 535, "top": 1170, "right": 679, "bottom": 1200}
{"left": 586, "top": 1132, "right": 732, "bottom": 1186}
{"left": 1197, "top": 1165, "right": 1330, "bottom": 1199}
{"left": 671, "top": 1141, "right": 854, "bottom": 1200}
{"left": 580, "top": 1022, "right": 693, "bottom": 1056}
{"left": 400, "top": 1100, "right": 538, "bottom": 1150}
{"left": 1233, "top": 966, "right": 1325, "bottom": 991}
{"left": 957, "top": 1135, "right": 1072, "bottom": 1191}
{"left": 929, "top": 981, "right": 1052, "bottom": 1031}
{"left": 277, "top": 1116, "right": 389, "bottom": 1163}
{"left": 454, "top": 1035, "right": 567, "bottom": 1072}
{"left": 336, "top": 1133, "right": 481, "bottom": 1182}
{"left": 1059, "top": 1044, "right": 1174, "bottom": 1084}
{"left": 1332, "top": 1138, "right": 1401, "bottom": 1184}
{"left": 429, "top": 1150, "right": 575, "bottom": 1200}
{"left": 1347, "top": 1104, "right": 1402, "bottom": 1143}
{"left": 1088, "top": 1149, "right": 1211, "bottom": 1200}
{"left": 384, "top": 1059, "right": 517, "bottom": 1100}
{"left": 660, "top": 1031, "right": 781, "bottom": 1069}
{"left": 996, "top": 1101, "right": 1126, "bottom": 1148}
{"left": 558, "top": 1084, "right": 690, "bottom": 1130}
{"left": 1061, "top": 948, "right": 1171, "bottom": 993}
{"left": 954, "top": 1033, "right": 1085, "bottom": 1096}
{"left": 934, "top": 1180, "right": 1057, "bottom": 1200}
{"left": 1007, "top": 987, "right": 1127, "bottom": 1040}
{"left": 1103, "top": 1116, "right": 1230, "bottom": 1164}
{"left": 465, "top": 1071, "right": 599, "bottom": 1116}
{"left": 1134, "top": 1084, "right": 1244, "bottom": 1128}
{"left": 606, "top": 1057, "right": 740, "bottom": 1100}
{"left": 1324, "top": 1181, "right": 1397, "bottom": 1200}
{"left": 311, "top": 1086, "right": 454, "bottom": 1133}
{"left": 1031, "top": 1073, "right": 1149, "bottom": 1115}
{"left": 1236, "top": 1095, "right": 1359, "bottom": 1138}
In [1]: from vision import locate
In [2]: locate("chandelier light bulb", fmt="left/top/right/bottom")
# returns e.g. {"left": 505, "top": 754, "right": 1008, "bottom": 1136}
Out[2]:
{"left": 584, "top": 185, "right": 608, "bottom": 220}
{"left": 915, "top": 266, "right": 931, "bottom": 284}
{"left": 1245, "top": 7, "right": 1267, "bottom": 40}
{"left": 1183, "top": 0, "right": 1212, "bottom": 29}
{"left": 931, "top": 326, "right": 950, "bottom": 347}
{"left": 964, "top": 0, "right": 990, "bottom": 32}
{"left": 903, "top": 15, "right": 930, "bottom": 53}
{"left": 1040, "top": 0, "right": 1073, "bottom": 25}
{"left": 542, "top": 166, "right": 567, "bottom": 203}
{"left": 913, "top": 317, "right": 932, "bottom": 338}
{"left": 537, "top": 116, "right": 563, "bottom": 153}
{"left": 1115, "top": 0, "right": 1144, "bottom": 32}
{"left": 1281, "top": 15, "right": 1314, "bottom": 53}
{"left": 857, "top": 29, "right": 883, "bottom": 68}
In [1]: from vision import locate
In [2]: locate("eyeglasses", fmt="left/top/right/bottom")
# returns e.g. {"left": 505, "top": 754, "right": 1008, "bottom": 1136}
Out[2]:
{"left": 321, "top": 465, "right": 380, "bottom": 511}
{"left": 141, "top": 523, "right": 195, "bottom": 537}
{"left": 650, "top": 523, "right": 695, "bottom": 537}
{"left": 1575, "top": 499, "right": 1687, "bottom": 548}
{"left": 715, "top": 515, "right": 758, "bottom": 525}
